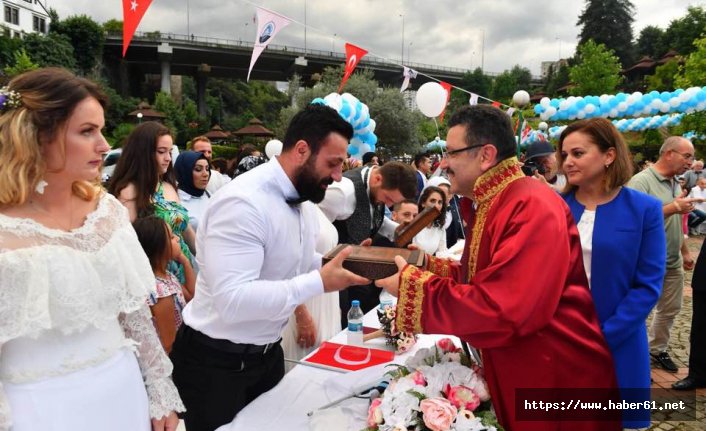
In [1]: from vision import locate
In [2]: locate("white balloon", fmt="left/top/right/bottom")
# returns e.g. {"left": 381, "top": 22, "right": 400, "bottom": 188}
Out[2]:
{"left": 545, "top": 106, "right": 557, "bottom": 117}
{"left": 627, "top": 95, "right": 636, "bottom": 104}
{"left": 415, "top": 82, "right": 448, "bottom": 118}
{"left": 538, "top": 121, "right": 548, "bottom": 131}
{"left": 323, "top": 93, "right": 343, "bottom": 112}
{"left": 618, "top": 102, "right": 628, "bottom": 112}
{"left": 368, "top": 119, "right": 376, "bottom": 132}
{"left": 599, "top": 94, "right": 610, "bottom": 105}
{"left": 559, "top": 100, "right": 569, "bottom": 110}
{"left": 265, "top": 139, "right": 283, "bottom": 159}
{"left": 577, "top": 110, "right": 586, "bottom": 119}
{"left": 512, "top": 90, "right": 530, "bottom": 106}
{"left": 341, "top": 93, "right": 360, "bottom": 106}
{"left": 609, "top": 109, "right": 619, "bottom": 117}
{"left": 669, "top": 98, "right": 681, "bottom": 107}
{"left": 540, "top": 97, "right": 551, "bottom": 107}
{"left": 660, "top": 104, "right": 670, "bottom": 113}
{"left": 585, "top": 104, "right": 596, "bottom": 114}
{"left": 358, "top": 143, "right": 372, "bottom": 155}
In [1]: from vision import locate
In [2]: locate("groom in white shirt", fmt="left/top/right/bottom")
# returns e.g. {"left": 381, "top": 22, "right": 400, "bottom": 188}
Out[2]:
{"left": 170, "top": 104, "right": 370, "bottom": 431}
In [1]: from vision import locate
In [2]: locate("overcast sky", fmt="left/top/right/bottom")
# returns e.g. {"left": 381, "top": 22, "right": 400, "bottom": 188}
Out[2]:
{"left": 48, "top": 0, "right": 704, "bottom": 76}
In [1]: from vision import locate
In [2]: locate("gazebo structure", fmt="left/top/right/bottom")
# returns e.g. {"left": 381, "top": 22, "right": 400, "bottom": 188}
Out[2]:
{"left": 203, "top": 124, "right": 231, "bottom": 144}
{"left": 623, "top": 56, "right": 657, "bottom": 85}
{"left": 232, "top": 118, "right": 275, "bottom": 139}
{"left": 128, "top": 101, "right": 166, "bottom": 123}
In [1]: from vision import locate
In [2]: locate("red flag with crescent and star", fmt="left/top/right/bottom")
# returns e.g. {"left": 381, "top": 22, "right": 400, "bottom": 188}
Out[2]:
{"left": 122, "top": 0, "right": 153, "bottom": 57}
{"left": 338, "top": 43, "right": 368, "bottom": 93}
{"left": 438, "top": 81, "right": 452, "bottom": 123}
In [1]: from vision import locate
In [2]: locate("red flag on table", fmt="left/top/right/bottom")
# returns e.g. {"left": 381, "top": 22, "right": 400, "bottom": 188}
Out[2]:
{"left": 338, "top": 43, "right": 368, "bottom": 93}
{"left": 247, "top": 7, "right": 292, "bottom": 81}
{"left": 122, "top": 0, "right": 153, "bottom": 57}
{"left": 304, "top": 341, "right": 394, "bottom": 372}
{"left": 438, "top": 81, "right": 452, "bottom": 123}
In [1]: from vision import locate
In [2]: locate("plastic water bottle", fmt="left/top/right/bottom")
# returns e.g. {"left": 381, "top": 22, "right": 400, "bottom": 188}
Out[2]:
{"left": 347, "top": 300, "right": 364, "bottom": 346}
{"left": 379, "top": 290, "right": 396, "bottom": 310}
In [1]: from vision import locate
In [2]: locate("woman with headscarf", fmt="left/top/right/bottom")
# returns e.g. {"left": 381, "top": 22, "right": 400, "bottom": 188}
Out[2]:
{"left": 174, "top": 150, "right": 211, "bottom": 233}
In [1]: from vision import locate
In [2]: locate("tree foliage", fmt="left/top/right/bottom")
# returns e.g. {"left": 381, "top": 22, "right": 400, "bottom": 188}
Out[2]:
{"left": 448, "top": 67, "right": 492, "bottom": 115}
{"left": 577, "top": 0, "right": 636, "bottom": 67}
{"left": 22, "top": 32, "right": 76, "bottom": 70}
{"left": 154, "top": 92, "right": 187, "bottom": 144}
{"left": 3, "top": 49, "right": 38, "bottom": 77}
{"left": 645, "top": 59, "right": 679, "bottom": 91}
{"left": 636, "top": 25, "right": 666, "bottom": 59}
{"left": 276, "top": 67, "right": 423, "bottom": 157}
{"left": 675, "top": 36, "right": 706, "bottom": 88}
{"left": 662, "top": 6, "right": 706, "bottom": 56}
{"left": 103, "top": 19, "right": 123, "bottom": 34}
{"left": 52, "top": 15, "right": 104, "bottom": 76}
{"left": 569, "top": 40, "right": 622, "bottom": 96}
{"left": 0, "top": 32, "right": 23, "bottom": 73}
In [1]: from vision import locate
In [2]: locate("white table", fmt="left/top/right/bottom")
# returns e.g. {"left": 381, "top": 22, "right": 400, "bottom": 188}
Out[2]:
{"left": 218, "top": 309, "right": 457, "bottom": 431}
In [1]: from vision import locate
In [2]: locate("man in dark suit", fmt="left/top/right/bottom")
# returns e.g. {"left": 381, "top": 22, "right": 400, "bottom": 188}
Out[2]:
{"left": 673, "top": 239, "right": 706, "bottom": 389}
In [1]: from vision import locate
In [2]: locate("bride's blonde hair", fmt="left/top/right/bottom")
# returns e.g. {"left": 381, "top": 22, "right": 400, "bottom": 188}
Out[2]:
{"left": 0, "top": 67, "right": 108, "bottom": 205}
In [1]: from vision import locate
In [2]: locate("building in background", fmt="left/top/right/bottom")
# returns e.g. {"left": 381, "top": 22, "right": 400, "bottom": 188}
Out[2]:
{"left": 2, "top": 0, "right": 50, "bottom": 38}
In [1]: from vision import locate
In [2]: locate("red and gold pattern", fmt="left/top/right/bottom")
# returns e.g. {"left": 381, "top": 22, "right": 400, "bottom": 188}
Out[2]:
{"left": 426, "top": 255, "right": 452, "bottom": 278}
{"left": 466, "top": 157, "right": 523, "bottom": 280}
{"left": 396, "top": 265, "right": 433, "bottom": 334}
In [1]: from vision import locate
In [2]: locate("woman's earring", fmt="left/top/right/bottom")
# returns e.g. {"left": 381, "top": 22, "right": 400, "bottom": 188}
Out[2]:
{"left": 35, "top": 180, "right": 48, "bottom": 194}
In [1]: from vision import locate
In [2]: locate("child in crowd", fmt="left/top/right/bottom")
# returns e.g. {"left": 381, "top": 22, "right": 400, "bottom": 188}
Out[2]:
{"left": 133, "top": 216, "right": 195, "bottom": 353}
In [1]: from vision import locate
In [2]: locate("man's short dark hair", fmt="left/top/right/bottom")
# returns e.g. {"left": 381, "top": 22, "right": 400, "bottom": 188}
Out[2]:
{"left": 448, "top": 105, "right": 516, "bottom": 162}
{"left": 414, "top": 152, "right": 430, "bottom": 168}
{"left": 378, "top": 161, "right": 418, "bottom": 200}
{"left": 393, "top": 199, "right": 417, "bottom": 211}
{"left": 362, "top": 151, "right": 378, "bottom": 165}
{"left": 283, "top": 104, "right": 354, "bottom": 155}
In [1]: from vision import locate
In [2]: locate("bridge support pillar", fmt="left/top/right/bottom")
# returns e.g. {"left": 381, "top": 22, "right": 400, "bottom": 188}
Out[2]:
{"left": 196, "top": 63, "right": 211, "bottom": 117}
{"left": 157, "top": 43, "right": 173, "bottom": 95}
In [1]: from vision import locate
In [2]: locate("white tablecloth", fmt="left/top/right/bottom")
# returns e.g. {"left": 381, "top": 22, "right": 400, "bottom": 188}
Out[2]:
{"left": 218, "top": 309, "right": 457, "bottom": 431}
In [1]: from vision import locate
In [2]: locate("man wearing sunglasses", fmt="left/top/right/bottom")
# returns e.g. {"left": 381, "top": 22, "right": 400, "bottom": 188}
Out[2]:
{"left": 377, "top": 105, "right": 620, "bottom": 431}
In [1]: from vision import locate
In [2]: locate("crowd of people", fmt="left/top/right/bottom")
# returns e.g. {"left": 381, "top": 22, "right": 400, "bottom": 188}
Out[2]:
{"left": 1, "top": 67, "right": 704, "bottom": 431}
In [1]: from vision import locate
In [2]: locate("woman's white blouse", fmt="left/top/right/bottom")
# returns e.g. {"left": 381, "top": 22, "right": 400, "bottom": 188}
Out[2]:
{"left": 0, "top": 193, "right": 184, "bottom": 428}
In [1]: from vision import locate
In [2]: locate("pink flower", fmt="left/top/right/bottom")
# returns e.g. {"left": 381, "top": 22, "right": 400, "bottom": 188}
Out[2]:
{"left": 366, "top": 398, "right": 383, "bottom": 427}
{"left": 420, "top": 398, "right": 457, "bottom": 431}
{"left": 411, "top": 370, "right": 427, "bottom": 386}
{"left": 444, "top": 384, "right": 481, "bottom": 411}
{"left": 436, "top": 338, "right": 460, "bottom": 353}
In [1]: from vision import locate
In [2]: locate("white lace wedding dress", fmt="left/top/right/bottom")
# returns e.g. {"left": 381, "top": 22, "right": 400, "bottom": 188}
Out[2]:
{"left": 0, "top": 193, "right": 185, "bottom": 431}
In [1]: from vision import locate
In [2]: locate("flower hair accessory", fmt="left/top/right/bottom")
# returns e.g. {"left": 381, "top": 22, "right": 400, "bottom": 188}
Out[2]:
{"left": 0, "top": 87, "right": 22, "bottom": 113}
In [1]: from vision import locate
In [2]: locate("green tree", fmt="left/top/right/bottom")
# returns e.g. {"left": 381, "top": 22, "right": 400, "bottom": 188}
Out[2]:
{"left": 448, "top": 67, "right": 493, "bottom": 116}
{"left": 510, "top": 65, "right": 532, "bottom": 91}
{"left": 108, "top": 123, "right": 135, "bottom": 148}
{"left": 154, "top": 92, "right": 187, "bottom": 143}
{"left": 675, "top": 36, "right": 706, "bottom": 88}
{"left": 53, "top": 15, "right": 104, "bottom": 76}
{"left": 646, "top": 59, "right": 679, "bottom": 91}
{"left": 577, "top": 0, "right": 636, "bottom": 67}
{"left": 3, "top": 48, "right": 39, "bottom": 77}
{"left": 491, "top": 71, "right": 516, "bottom": 101}
{"left": 0, "top": 32, "right": 24, "bottom": 72}
{"left": 569, "top": 40, "right": 622, "bottom": 96}
{"left": 103, "top": 19, "right": 123, "bottom": 35}
{"left": 636, "top": 25, "right": 666, "bottom": 59}
{"left": 22, "top": 32, "right": 76, "bottom": 70}
{"left": 99, "top": 83, "right": 139, "bottom": 133}
{"left": 662, "top": 6, "right": 706, "bottom": 56}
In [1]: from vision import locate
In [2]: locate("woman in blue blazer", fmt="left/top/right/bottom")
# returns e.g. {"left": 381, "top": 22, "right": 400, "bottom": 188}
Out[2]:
{"left": 558, "top": 118, "right": 666, "bottom": 429}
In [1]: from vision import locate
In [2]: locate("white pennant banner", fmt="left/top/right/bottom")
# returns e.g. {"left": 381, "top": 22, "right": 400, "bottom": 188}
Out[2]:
{"left": 247, "top": 7, "right": 291, "bottom": 81}
{"left": 400, "top": 66, "right": 418, "bottom": 92}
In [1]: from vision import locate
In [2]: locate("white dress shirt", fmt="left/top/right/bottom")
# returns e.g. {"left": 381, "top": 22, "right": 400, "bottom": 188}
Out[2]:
{"left": 205, "top": 171, "right": 229, "bottom": 196}
{"left": 413, "top": 225, "right": 448, "bottom": 256}
{"left": 182, "top": 157, "right": 324, "bottom": 345}
{"left": 177, "top": 189, "right": 210, "bottom": 233}
{"left": 318, "top": 166, "right": 399, "bottom": 241}
{"left": 688, "top": 185, "right": 706, "bottom": 212}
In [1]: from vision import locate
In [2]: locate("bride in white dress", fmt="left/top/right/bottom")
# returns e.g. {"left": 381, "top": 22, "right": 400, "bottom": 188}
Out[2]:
{"left": 0, "top": 68, "right": 184, "bottom": 430}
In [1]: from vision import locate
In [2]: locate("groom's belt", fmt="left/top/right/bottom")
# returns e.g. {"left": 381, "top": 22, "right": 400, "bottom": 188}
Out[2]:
{"left": 181, "top": 325, "right": 281, "bottom": 355}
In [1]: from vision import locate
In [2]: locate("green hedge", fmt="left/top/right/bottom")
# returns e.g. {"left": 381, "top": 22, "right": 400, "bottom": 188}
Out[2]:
{"left": 211, "top": 144, "right": 239, "bottom": 160}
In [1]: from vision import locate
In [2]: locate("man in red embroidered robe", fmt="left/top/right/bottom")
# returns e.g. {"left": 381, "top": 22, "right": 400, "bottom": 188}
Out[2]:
{"left": 377, "top": 105, "right": 620, "bottom": 431}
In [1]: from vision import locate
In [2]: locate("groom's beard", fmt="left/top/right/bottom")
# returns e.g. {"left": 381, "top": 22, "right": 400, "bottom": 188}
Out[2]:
{"left": 289, "top": 157, "right": 334, "bottom": 204}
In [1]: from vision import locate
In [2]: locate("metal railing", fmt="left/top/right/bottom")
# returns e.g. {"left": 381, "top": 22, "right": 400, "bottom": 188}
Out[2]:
{"left": 107, "top": 30, "right": 543, "bottom": 79}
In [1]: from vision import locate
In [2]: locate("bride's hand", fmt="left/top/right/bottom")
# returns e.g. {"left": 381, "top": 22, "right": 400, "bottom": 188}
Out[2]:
{"left": 151, "top": 411, "right": 179, "bottom": 431}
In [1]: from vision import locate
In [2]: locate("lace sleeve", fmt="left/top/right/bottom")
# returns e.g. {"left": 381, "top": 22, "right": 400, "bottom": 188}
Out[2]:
{"left": 118, "top": 304, "right": 185, "bottom": 419}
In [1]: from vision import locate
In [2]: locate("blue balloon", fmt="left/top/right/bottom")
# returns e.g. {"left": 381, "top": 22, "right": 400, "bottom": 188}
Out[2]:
{"left": 615, "top": 93, "right": 627, "bottom": 102}
{"left": 698, "top": 90, "right": 706, "bottom": 102}
{"left": 311, "top": 98, "right": 326, "bottom": 106}
{"left": 550, "top": 99, "right": 560, "bottom": 108}
{"left": 576, "top": 99, "right": 586, "bottom": 109}
{"left": 660, "top": 92, "right": 671, "bottom": 102}
{"left": 339, "top": 102, "right": 352, "bottom": 118}
{"left": 348, "top": 144, "right": 360, "bottom": 155}
{"left": 642, "top": 94, "right": 653, "bottom": 105}
{"left": 534, "top": 105, "right": 543, "bottom": 114}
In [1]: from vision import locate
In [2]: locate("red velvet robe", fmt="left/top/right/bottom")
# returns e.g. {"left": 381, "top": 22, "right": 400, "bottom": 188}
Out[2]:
{"left": 396, "top": 159, "right": 620, "bottom": 431}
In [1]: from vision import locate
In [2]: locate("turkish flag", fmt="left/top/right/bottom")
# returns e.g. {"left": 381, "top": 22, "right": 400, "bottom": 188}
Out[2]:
{"left": 438, "top": 81, "right": 452, "bottom": 123}
{"left": 338, "top": 43, "right": 368, "bottom": 93}
{"left": 122, "top": 0, "right": 153, "bottom": 57}
{"left": 304, "top": 341, "right": 394, "bottom": 372}
{"left": 491, "top": 101, "right": 502, "bottom": 108}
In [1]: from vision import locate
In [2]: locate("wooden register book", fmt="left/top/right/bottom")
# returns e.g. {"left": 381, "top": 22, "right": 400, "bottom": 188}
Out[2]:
{"left": 321, "top": 206, "right": 439, "bottom": 279}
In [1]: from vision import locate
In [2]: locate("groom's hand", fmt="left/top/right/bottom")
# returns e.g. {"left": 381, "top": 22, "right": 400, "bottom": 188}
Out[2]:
{"left": 320, "top": 246, "right": 370, "bottom": 292}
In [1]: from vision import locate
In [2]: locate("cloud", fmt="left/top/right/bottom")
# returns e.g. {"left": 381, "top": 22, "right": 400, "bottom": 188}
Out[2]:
{"left": 52, "top": 0, "right": 700, "bottom": 76}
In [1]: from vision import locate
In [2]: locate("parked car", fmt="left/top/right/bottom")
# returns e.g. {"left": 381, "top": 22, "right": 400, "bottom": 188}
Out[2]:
{"left": 102, "top": 148, "right": 122, "bottom": 184}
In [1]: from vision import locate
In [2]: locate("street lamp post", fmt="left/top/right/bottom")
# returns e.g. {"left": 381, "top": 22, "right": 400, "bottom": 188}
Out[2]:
{"left": 407, "top": 41, "right": 413, "bottom": 64}
{"left": 399, "top": 13, "right": 405, "bottom": 63}
{"left": 332, "top": 33, "right": 336, "bottom": 52}
{"left": 137, "top": 112, "right": 143, "bottom": 124}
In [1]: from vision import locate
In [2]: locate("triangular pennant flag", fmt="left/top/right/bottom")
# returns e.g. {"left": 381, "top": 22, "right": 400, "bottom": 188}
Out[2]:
{"left": 506, "top": 107, "right": 516, "bottom": 117}
{"left": 247, "top": 7, "right": 292, "bottom": 81}
{"left": 491, "top": 101, "right": 502, "bottom": 108}
{"left": 122, "top": 0, "right": 153, "bottom": 57}
{"left": 400, "top": 66, "right": 418, "bottom": 92}
{"left": 438, "top": 81, "right": 452, "bottom": 123}
{"left": 469, "top": 93, "right": 479, "bottom": 106}
{"left": 339, "top": 43, "right": 368, "bottom": 93}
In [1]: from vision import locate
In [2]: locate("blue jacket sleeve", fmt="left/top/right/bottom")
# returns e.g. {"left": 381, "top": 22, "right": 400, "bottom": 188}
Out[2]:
{"left": 600, "top": 199, "right": 665, "bottom": 351}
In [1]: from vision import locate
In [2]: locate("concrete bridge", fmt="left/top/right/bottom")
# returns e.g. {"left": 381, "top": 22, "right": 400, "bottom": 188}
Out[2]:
{"left": 102, "top": 31, "right": 541, "bottom": 115}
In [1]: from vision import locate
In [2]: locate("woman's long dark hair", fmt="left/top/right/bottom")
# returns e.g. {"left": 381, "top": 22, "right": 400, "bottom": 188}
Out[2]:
{"left": 132, "top": 216, "right": 171, "bottom": 272}
{"left": 108, "top": 121, "right": 176, "bottom": 216}
{"left": 418, "top": 186, "right": 447, "bottom": 228}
